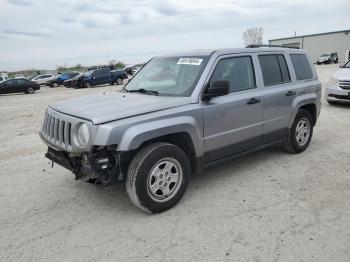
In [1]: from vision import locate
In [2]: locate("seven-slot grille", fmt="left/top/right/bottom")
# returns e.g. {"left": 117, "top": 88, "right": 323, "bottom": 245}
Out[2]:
{"left": 42, "top": 111, "right": 72, "bottom": 148}
{"left": 339, "top": 80, "right": 350, "bottom": 90}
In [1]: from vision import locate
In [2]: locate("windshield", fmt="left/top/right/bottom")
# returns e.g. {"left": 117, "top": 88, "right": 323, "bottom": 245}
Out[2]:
{"left": 343, "top": 60, "right": 350, "bottom": 68}
{"left": 321, "top": 54, "right": 330, "bottom": 57}
{"left": 125, "top": 56, "right": 209, "bottom": 96}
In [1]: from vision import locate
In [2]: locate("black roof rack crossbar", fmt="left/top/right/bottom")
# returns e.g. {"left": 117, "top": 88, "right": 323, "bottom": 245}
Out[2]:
{"left": 245, "top": 44, "right": 300, "bottom": 49}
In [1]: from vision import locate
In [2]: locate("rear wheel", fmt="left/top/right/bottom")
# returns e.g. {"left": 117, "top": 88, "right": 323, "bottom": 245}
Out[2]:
{"left": 283, "top": 109, "right": 313, "bottom": 153}
{"left": 85, "top": 82, "right": 92, "bottom": 88}
{"left": 116, "top": 77, "right": 123, "bottom": 85}
{"left": 25, "top": 87, "right": 35, "bottom": 94}
{"left": 126, "top": 142, "right": 190, "bottom": 213}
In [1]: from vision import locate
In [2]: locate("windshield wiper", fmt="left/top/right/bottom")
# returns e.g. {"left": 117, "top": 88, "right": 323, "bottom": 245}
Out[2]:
{"left": 127, "top": 88, "right": 159, "bottom": 96}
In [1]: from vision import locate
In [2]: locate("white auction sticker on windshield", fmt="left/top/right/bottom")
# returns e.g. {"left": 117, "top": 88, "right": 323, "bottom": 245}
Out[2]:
{"left": 177, "top": 58, "right": 203, "bottom": 65}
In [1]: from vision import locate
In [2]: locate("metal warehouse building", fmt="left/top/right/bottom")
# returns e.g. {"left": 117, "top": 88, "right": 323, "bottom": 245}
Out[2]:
{"left": 269, "top": 29, "right": 350, "bottom": 63}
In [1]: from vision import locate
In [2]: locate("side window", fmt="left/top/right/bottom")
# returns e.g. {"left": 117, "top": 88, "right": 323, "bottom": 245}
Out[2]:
{"left": 210, "top": 56, "right": 256, "bottom": 93}
{"left": 290, "top": 54, "right": 313, "bottom": 80}
{"left": 17, "top": 79, "right": 28, "bottom": 85}
{"left": 258, "top": 54, "right": 290, "bottom": 86}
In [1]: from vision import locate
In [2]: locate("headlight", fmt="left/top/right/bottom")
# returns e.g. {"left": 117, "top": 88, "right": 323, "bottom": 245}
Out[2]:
{"left": 77, "top": 123, "right": 90, "bottom": 146}
{"left": 329, "top": 77, "right": 339, "bottom": 86}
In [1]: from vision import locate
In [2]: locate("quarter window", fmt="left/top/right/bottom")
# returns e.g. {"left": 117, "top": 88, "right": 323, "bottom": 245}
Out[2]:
{"left": 290, "top": 54, "right": 313, "bottom": 80}
{"left": 210, "top": 56, "right": 256, "bottom": 93}
{"left": 258, "top": 54, "right": 290, "bottom": 86}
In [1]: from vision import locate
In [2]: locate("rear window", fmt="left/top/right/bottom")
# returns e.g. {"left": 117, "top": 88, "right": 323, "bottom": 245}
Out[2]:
{"left": 258, "top": 54, "right": 290, "bottom": 86}
{"left": 290, "top": 54, "right": 313, "bottom": 80}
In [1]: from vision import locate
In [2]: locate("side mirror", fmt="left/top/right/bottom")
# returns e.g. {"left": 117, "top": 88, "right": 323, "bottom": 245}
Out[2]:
{"left": 203, "top": 80, "right": 229, "bottom": 100}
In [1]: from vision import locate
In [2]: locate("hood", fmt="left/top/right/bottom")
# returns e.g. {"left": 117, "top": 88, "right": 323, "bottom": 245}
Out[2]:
{"left": 50, "top": 91, "right": 192, "bottom": 124}
{"left": 333, "top": 68, "right": 350, "bottom": 80}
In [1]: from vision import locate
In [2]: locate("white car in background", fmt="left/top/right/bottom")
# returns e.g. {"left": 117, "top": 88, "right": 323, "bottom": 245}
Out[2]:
{"left": 0, "top": 72, "right": 8, "bottom": 83}
{"left": 15, "top": 74, "right": 25, "bottom": 79}
{"left": 31, "top": 74, "right": 55, "bottom": 85}
{"left": 326, "top": 60, "right": 350, "bottom": 104}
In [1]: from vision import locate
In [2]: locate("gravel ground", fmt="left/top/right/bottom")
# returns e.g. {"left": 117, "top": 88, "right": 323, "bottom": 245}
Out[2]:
{"left": 0, "top": 65, "right": 349, "bottom": 262}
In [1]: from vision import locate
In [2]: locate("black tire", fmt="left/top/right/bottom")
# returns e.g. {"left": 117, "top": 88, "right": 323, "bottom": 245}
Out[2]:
{"left": 116, "top": 77, "right": 123, "bottom": 85}
{"left": 126, "top": 142, "right": 190, "bottom": 213}
{"left": 283, "top": 109, "right": 313, "bottom": 154}
{"left": 25, "top": 87, "right": 35, "bottom": 94}
{"left": 85, "top": 82, "right": 92, "bottom": 88}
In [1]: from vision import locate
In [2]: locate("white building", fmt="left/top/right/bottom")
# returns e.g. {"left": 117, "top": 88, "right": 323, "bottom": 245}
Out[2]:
{"left": 269, "top": 29, "right": 350, "bottom": 63}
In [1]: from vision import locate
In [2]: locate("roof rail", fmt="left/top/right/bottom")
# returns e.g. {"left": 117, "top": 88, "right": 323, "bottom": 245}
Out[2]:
{"left": 245, "top": 44, "right": 299, "bottom": 49}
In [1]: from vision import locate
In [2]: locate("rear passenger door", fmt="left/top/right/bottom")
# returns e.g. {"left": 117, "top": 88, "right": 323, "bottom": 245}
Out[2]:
{"left": 257, "top": 53, "right": 296, "bottom": 144}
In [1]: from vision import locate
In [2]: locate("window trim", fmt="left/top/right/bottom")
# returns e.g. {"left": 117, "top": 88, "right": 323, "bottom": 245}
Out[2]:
{"left": 208, "top": 55, "right": 257, "bottom": 94}
{"left": 258, "top": 53, "right": 291, "bottom": 87}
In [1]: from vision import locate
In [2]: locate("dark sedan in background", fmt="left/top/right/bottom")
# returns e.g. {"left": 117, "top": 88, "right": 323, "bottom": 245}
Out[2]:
{"left": 0, "top": 79, "right": 40, "bottom": 95}
{"left": 63, "top": 73, "right": 84, "bottom": 88}
{"left": 46, "top": 72, "right": 79, "bottom": 87}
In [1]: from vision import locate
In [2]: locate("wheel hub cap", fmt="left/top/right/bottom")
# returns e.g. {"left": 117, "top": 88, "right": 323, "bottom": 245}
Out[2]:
{"left": 147, "top": 158, "right": 182, "bottom": 202}
{"left": 295, "top": 118, "right": 310, "bottom": 146}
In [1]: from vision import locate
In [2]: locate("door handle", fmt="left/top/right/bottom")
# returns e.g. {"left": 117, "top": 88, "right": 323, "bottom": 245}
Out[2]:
{"left": 286, "top": 90, "right": 296, "bottom": 96}
{"left": 247, "top": 98, "right": 261, "bottom": 105}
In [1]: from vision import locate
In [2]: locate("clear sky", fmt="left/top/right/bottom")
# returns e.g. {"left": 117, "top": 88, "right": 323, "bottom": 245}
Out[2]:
{"left": 0, "top": 0, "right": 349, "bottom": 71}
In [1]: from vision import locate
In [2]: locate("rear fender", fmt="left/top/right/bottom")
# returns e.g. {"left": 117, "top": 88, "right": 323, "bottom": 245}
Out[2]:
{"left": 288, "top": 93, "right": 319, "bottom": 127}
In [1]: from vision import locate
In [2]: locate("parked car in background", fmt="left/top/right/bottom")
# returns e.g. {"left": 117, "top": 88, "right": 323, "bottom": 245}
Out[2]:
{"left": 15, "top": 74, "right": 25, "bottom": 79}
{"left": 32, "top": 74, "right": 55, "bottom": 85}
{"left": 63, "top": 73, "right": 83, "bottom": 88}
{"left": 0, "top": 72, "right": 9, "bottom": 82}
{"left": 325, "top": 59, "right": 350, "bottom": 104}
{"left": 124, "top": 65, "right": 134, "bottom": 75}
{"left": 0, "top": 78, "right": 40, "bottom": 95}
{"left": 46, "top": 72, "right": 79, "bottom": 87}
{"left": 82, "top": 68, "right": 128, "bottom": 88}
{"left": 317, "top": 53, "right": 338, "bottom": 64}
{"left": 27, "top": 75, "right": 37, "bottom": 80}
{"left": 39, "top": 47, "right": 321, "bottom": 213}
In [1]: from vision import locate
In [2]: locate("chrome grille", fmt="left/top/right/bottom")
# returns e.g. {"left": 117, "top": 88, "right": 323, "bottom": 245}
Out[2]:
{"left": 42, "top": 111, "right": 72, "bottom": 148}
{"left": 339, "top": 80, "right": 350, "bottom": 90}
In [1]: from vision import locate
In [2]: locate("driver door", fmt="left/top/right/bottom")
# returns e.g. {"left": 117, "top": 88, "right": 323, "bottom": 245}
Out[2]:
{"left": 0, "top": 80, "right": 14, "bottom": 94}
{"left": 202, "top": 55, "right": 263, "bottom": 162}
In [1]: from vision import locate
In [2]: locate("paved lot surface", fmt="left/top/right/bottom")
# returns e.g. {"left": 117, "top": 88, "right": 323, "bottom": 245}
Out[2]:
{"left": 0, "top": 65, "right": 349, "bottom": 262}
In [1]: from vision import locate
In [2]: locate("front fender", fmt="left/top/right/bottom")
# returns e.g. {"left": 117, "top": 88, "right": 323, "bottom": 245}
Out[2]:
{"left": 118, "top": 116, "right": 204, "bottom": 157}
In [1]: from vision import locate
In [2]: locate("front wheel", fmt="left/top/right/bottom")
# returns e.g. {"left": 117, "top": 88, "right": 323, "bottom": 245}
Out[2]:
{"left": 85, "top": 82, "right": 92, "bottom": 88}
{"left": 126, "top": 142, "right": 190, "bottom": 213}
{"left": 283, "top": 109, "right": 313, "bottom": 153}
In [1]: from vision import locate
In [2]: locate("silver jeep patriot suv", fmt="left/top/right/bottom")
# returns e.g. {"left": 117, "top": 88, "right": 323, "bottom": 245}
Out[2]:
{"left": 39, "top": 46, "right": 321, "bottom": 213}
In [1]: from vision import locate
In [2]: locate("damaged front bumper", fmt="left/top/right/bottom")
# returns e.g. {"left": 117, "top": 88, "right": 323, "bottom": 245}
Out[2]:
{"left": 45, "top": 146, "right": 123, "bottom": 187}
